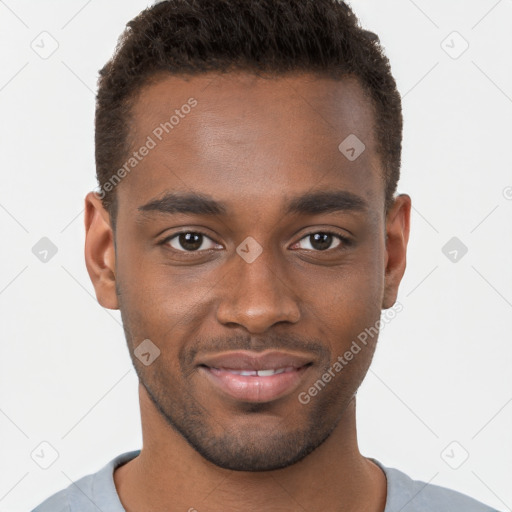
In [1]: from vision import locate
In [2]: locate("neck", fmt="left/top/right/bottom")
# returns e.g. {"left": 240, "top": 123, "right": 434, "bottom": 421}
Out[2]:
{"left": 114, "top": 384, "right": 387, "bottom": 512}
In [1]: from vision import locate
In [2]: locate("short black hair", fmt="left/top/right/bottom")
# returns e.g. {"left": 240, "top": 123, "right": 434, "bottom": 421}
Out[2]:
{"left": 95, "top": 0, "right": 403, "bottom": 227}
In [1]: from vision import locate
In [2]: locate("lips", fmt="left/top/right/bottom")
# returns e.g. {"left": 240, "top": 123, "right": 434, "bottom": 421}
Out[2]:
{"left": 197, "top": 350, "right": 313, "bottom": 372}
{"left": 197, "top": 350, "right": 313, "bottom": 403}
{"left": 212, "top": 367, "right": 297, "bottom": 377}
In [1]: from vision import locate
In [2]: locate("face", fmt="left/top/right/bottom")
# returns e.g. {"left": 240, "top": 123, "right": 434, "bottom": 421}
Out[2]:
{"left": 85, "top": 71, "right": 410, "bottom": 472}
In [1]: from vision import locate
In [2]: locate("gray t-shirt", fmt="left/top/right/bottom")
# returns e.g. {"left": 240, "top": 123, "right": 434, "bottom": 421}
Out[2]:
{"left": 31, "top": 449, "right": 500, "bottom": 511}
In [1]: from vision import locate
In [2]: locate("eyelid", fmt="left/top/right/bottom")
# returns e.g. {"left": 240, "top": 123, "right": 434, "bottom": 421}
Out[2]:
{"left": 292, "top": 230, "right": 352, "bottom": 251}
{"left": 161, "top": 230, "right": 221, "bottom": 252}
{"left": 160, "top": 228, "right": 352, "bottom": 254}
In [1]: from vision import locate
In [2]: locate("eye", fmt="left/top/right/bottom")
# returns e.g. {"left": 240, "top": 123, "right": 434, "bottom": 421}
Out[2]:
{"left": 163, "top": 231, "right": 220, "bottom": 252}
{"left": 293, "top": 231, "right": 350, "bottom": 251}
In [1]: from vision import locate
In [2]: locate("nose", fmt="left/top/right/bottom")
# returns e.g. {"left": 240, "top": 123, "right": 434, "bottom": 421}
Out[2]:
{"left": 216, "top": 245, "right": 301, "bottom": 333}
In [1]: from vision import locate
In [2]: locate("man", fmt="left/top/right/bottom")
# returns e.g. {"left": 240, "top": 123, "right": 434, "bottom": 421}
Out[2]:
{"left": 32, "top": 0, "right": 500, "bottom": 510}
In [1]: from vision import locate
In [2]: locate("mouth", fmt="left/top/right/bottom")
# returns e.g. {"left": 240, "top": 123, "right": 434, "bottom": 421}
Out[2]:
{"left": 196, "top": 350, "right": 314, "bottom": 403}
{"left": 207, "top": 366, "right": 302, "bottom": 376}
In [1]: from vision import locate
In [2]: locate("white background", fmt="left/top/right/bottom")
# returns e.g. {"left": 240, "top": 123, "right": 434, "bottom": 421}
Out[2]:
{"left": 0, "top": 0, "right": 511, "bottom": 510}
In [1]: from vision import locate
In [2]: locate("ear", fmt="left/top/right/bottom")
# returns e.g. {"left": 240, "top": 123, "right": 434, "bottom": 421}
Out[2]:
{"left": 382, "top": 194, "right": 411, "bottom": 310}
{"left": 84, "top": 191, "right": 119, "bottom": 310}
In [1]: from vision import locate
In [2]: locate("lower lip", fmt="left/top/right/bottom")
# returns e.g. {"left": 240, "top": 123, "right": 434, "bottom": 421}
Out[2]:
{"left": 199, "top": 365, "right": 311, "bottom": 403}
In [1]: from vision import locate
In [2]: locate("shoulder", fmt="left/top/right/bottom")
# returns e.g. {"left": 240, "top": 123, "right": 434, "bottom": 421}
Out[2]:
{"left": 31, "top": 450, "right": 141, "bottom": 512}
{"left": 31, "top": 490, "right": 71, "bottom": 512}
{"left": 371, "top": 459, "right": 501, "bottom": 512}
{"left": 30, "top": 473, "right": 92, "bottom": 512}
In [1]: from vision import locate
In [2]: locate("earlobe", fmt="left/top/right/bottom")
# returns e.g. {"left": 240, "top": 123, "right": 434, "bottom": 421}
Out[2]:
{"left": 382, "top": 194, "right": 411, "bottom": 310}
{"left": 84, "top": 191, "right": 119, "bottom": 310}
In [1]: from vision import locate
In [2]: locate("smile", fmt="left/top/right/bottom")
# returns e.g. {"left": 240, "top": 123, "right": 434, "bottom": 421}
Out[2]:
{"left": 199, "top": 363, "right": 312, "bottom": 403}
{"left": 209, "top": 366, "right": 298, "bottom": 377}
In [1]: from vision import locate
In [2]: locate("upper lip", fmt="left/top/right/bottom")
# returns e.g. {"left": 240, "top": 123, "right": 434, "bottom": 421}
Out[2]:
{"left": 197, "top": 350, "right": 313, "bottom": 371}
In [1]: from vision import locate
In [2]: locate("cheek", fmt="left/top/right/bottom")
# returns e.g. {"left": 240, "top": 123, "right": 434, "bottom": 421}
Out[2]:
{"left": 116, "top": 250, "right": 213, "bottom": 347}
{"left": 305, "top": 247, "right": 386, "bottom": 352}
{"left": 116, "top": 221, "right": 386, "bottom": 338}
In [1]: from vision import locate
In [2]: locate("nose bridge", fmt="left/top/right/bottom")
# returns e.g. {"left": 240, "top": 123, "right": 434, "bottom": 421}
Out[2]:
{"left": 216, "top": 241, "right": 301, "bottom": 332}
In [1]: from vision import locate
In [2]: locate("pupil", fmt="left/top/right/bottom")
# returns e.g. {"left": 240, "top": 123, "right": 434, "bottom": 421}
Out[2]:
{"left": 311, "top": 233, "right": 332, "bottom": 251}
{"left": 180, "top": 232, "right": 202, "bottom": 251}
{"left": 177, "top": 233, "right": 333, "bottom": 251}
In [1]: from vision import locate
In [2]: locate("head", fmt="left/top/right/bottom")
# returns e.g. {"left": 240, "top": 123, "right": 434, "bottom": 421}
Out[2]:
{"left": 85, "top": 0, "right": 410, "bottom": 472}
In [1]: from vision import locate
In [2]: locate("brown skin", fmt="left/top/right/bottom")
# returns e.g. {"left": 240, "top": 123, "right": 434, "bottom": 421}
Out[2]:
{"left": 84, "top": 71, "right": 411, "bottom": 511}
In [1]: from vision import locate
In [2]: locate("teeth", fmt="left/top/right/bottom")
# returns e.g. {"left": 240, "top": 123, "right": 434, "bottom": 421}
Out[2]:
{"left": 256, "top": 369, "right": 277, "bottom": 376}
{"left": 217, "top": 367, "right": 295, "bottom": 376}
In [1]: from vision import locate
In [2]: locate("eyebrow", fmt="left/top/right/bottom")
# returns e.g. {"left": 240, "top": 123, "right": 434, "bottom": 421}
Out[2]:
{"left": 137, "top": 190, "right": 368, "bottom": 218}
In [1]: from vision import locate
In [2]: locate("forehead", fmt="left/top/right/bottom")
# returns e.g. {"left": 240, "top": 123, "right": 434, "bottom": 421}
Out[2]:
{"left": 118, "top": 71, "right": 383, "bottom": 216}
{"left": 131, "top": 71, "right": 376, "bottom": 147}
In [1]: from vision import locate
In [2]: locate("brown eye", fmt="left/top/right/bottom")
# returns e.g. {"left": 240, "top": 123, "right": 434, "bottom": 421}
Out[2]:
{"left": 166, "top": 232, "right": 218, "bottom": 252}
{"left": 295, "top": 232, "right": 348, "bottom": 251}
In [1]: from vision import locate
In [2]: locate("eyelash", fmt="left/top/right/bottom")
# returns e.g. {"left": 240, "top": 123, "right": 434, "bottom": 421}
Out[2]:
{"left": 159, "top": 230, "right": 352, "bottom": 253}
